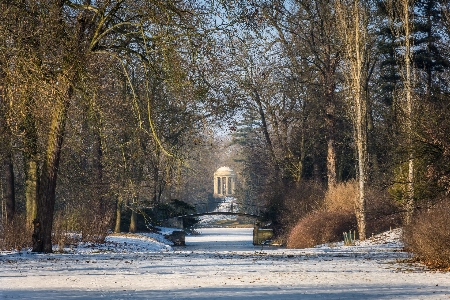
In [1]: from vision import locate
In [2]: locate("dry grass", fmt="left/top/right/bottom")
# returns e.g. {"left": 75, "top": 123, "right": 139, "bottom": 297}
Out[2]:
{"left": 324, "top": 181, "right": 402, "bottom": 235}
{"left": 403, "top": 200, "right": 450, "bottom": 270}
{"left": 286, "top": 210, "right": 357, "bottom": 248}
{"left": 323, "top": 180, "right": 358, "bottom": 212}
{"left": 0, "top": 205, "right": 113, "bottom": 252}
{"left": 0, "top": 215, "right": 32, "bottom": 251}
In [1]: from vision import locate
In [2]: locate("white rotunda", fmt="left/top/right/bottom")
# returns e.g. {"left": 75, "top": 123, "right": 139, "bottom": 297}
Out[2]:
{"left": 213, "top": 166, "right": 236, "bottom": 197}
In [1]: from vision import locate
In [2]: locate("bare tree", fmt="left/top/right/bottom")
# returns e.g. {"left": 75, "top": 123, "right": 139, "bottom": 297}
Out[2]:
{"left": 0, "top": 0, "right": 206, "bottom": 252}
{"left": 386, "top": 0, "right": 415, "bottom": 223}
{"left": 335, "top": 0, "right": 375, "bottom": 240}
{"left": 264, "top": 0, "right": 342, "bottom": 188}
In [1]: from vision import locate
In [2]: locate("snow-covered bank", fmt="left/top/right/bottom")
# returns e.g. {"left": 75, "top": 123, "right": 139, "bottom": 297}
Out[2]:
{"left": 1, "top": 227, "right": 450, "bottom": 299}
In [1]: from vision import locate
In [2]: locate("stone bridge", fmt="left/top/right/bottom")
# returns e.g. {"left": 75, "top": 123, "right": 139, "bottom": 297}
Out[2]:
{"left": 163, "top": 211, "right": 261, "bottom": 229}
{"left": 176, "top": 211, "right": 261, "bottom": 219}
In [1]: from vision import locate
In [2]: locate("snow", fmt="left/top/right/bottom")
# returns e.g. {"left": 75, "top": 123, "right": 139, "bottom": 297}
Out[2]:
{"left": 197, "top": 196, "right": 255, "bottom": 226}
{"left": 1, "top": 226, "right": 450, "bottom": 299}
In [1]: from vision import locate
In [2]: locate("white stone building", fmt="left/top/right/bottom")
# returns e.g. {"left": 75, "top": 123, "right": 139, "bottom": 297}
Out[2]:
{"left": 213, "top": 166, "right": 236, "bottom": 197}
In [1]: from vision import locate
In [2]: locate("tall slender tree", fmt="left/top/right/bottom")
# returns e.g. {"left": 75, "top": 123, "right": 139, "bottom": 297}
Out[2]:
{"left": 335, "top": 0, "right": 375, "bottom": 240}
{"left": 386, "top": 0, "right": 416, "bottom": 223}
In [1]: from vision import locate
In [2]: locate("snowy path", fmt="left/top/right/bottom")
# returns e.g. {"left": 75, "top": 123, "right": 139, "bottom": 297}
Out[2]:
{"left": 1, "top": 228, "right": 450, "bottom": 299}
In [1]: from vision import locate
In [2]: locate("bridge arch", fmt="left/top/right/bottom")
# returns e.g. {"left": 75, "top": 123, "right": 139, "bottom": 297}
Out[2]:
{"left": 177, "top": 211, "right": 261, "bottom": 219}
{"left": 163, "top": 211, "right": 262, "bottom": 229}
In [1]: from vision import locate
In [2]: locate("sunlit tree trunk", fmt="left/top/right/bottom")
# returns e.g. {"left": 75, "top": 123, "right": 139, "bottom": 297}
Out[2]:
{"left": 402, "top": 0, "right": 415, "bottom": 224}
{"left": 129, "top": 209, "right": 137, "bottom": 233}
{"left": 26, "top": 160, "right": 38, "bottom": 226}
{"left": 325, "top": 84, "right": 337, "bottom": 188}
{"left": 24, "top": 110, "right": 38, "bottom": 227}
{"left": 129, "top": 192, "right": 138, "bottom": 233}
{"left": 32, "top": 85, "right": 72, "bottom": 253}
{"left": 336, "top": 0, "right": 371, "bottom": 240}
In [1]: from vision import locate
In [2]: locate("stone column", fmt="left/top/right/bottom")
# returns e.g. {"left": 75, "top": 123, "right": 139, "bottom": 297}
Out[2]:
{"left": 222, "top": 177, "right": 226, "bottom": 195}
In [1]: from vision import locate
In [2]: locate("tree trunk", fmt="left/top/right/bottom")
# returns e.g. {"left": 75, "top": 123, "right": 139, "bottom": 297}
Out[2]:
{"left": 253, "top": 89, "right": 280, "bottom": 176}
{"left": 388, "top": 0, "right": 415, "bottom": 223}
{"left": 335, "top": 0, "right": 369, "bottom": 240}
{"left": 93, "top": 128, "right": 105, "bottom": 215}
{"left": 326, "top": 140, "right": 337, "bottom": 185}
{"left": 353, "top": 7, "right": 368, "bottom": 241}
{"left": 0, "top": 67, "right": 15, "bottom": 223}
{"left": 325, "top": 88, "right": 337, "bottom": 188}
{"left": 32, "top": 86, "right": 72, "bottom": 253}
{"left": 26, "top": 159, "right": 38, "bottom": 227}
{"left": 129, "top": 208, "right": 137, "bottom": 233}
{"left": 2, "top": 153, "right": 15, "bottom": 223}
{"left": 24, "top": 107, "right": 39, "bottom": 227}
{"left": 114, "top": 196, "right": 123, "bottom": 233}
{"left": 355, "top": 116, "right": 367, "bottom": 240}
{"left": 403, "top": 0, "right": 414, "bottom": 224}
{"left": 326, "top": 138, "right": 337, "bottom": 186}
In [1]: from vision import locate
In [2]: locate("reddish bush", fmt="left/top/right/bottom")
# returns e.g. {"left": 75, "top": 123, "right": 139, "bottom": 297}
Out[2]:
{"left": 286, "top": 210, "right": 357, "bottom": 249}
{"left": 403, "top": 200, "right": 450, "bottom": 269}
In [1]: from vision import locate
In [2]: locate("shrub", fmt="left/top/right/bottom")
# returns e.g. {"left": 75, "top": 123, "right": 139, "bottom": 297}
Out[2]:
{"left": 278, "top": 181, "right": 325, "bottom": 236}
{"left": 286, "top": 210, "right": 357, "bottom": 248}
{"left": 365, "top": 188, "right": 403, "bottom": 236}
{"left": 403, "top": 200, "right": 450, "bottom": 269}
{"left": 324, "top": 181, "right": 402, "bottom": 236}
{"left": 286, "top": 181, "right": 402, "bottom": 248}
{"left": 53, "top": 204, "right": 113, "bottom": 247}
{"left": 0, "top": 215, "right": 32, "bottom": 251}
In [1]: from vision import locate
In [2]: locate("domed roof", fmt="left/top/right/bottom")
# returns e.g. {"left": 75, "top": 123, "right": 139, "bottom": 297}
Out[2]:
{"left": 214, "top": 166, "right": 236, "bottom": 176}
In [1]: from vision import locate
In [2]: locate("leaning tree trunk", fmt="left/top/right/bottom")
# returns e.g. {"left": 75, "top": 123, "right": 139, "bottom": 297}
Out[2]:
{"left": 32, "top": 86, "right": 72, "bottom": 253}
{"left": 253, "top": 88, "right": 280, "bottom": 177}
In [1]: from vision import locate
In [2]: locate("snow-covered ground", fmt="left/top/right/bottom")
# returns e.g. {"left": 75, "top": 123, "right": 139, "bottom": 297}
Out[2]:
{"left": 1, "top": 227, "right": 450, "bottom": 299}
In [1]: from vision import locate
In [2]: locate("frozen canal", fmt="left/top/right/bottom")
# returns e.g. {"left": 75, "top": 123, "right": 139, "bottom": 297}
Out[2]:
{"left": 1, "top": 227, "right": 450, "bottom": 299}
{"left": 185, "top": 227, "right": 256, "bottom": 251}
